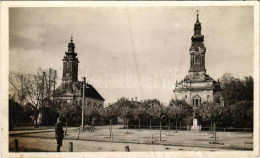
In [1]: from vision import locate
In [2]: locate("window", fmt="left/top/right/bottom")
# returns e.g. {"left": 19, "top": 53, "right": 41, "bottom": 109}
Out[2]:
{"left": 193, "top": 95, "right": 201, "bottom": 107}
{"left": 185, "top": 95, "right": 187, "bottom": 99}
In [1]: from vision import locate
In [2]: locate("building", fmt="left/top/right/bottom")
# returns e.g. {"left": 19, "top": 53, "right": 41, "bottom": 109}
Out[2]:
{"left": 173, "top": 12, "right": 220, "bottom": 107}
{"left": 53, "top": 37, "right": 105, "bottom": 108}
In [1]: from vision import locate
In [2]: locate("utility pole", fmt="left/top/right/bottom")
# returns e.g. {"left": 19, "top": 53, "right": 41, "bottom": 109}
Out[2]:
{"left": 48, "top": 68, "right": 51, "bottom": 99}
{"left": 81, "top": 77, "right": 86, "bottom": 130}
{"left": 52, "top": 70, "right": 56, "bottom": 111}
{"left": 42, "top": 72, "right": 45, "bottom": 109}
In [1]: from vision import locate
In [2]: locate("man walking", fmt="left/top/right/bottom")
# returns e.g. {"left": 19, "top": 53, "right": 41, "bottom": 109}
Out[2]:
{"left": 55, "top": 117, "right": 64, "bottom": 152}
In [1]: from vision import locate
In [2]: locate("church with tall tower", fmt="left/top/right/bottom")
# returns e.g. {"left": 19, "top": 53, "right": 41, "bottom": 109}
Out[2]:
{"left": 174, "top": 11, "right": 220, "bottom": 107}
{"left": 53, "top": 37, "right": 105, "bottom": 109}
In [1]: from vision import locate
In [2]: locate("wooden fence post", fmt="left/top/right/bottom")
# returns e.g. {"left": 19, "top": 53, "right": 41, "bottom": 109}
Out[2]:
{"left": 125, "top": 146, "right": 130, "bottom": 152}
{"left": 78, "top": 127, "right": 81, "bottom": 139}
{"left": 14, "top": 139, "right": 18, "bottom": 152}
{"left": 69, "top": 142, "right": 73, "bottom": 152}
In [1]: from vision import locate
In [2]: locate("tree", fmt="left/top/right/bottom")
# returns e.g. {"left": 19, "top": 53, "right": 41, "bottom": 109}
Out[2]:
{"left": 9, "top": 72, "right": 31, "bottom": 106}
{"left": 143, "top": 99, "right": 161, "bottom": 129}
{"left": 220, "top": 73, "right": 253, "bottom": 106}
{"left": 243, "top": 76, "right": 254, "bottom": 101}
{"left": 199, "top": 102, "right": 227, "bottom": 143}
{"left": 9, "top": 96, "right": 24, "bottom": 130}
{"left": 220, "top": 73, "right": 234, "bottom": 89}
{"left": 9, "top": 69, "right": 51, "bottom": 128}
{"left": 133, "top": 103, "right": 147, "bottom": 131}
{"left": 168, "top": 99, "right": 193, "bottom": 130}
{"left": 168, "top": 106, "right": 183, "bottom": 133}
{"left": 153, "top": 104, "right": 166, "bottom": 141}
{"left": 26, "top": 70, "right": 46, "bottom": 127}
{"left": 229, "top": 100, "right": 253, "bottom": 128}
{"left": 121, "top": 106, "right": 133, "bottom": 133}
{"left": 9, "top": 68, "right": 58, "bottom": 127}
{"left": 103, "top": 105, "right": 119, "bottom": 138}
{"left": 113, "top": 97, "right": 135, "bottom": 128}
{"left": 166, "top": 106, "right": 173, "bottom": 135}
{"left": 84, "top": 106, "right": 101, "bottom": 126}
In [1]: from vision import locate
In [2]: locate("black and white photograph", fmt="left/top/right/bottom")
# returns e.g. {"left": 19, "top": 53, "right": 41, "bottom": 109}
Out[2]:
{"left": 1, "top": 1, "right": 259, "bottom": 158}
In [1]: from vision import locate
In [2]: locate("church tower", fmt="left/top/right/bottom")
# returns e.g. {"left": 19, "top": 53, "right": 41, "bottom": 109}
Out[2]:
{"left": 61, "top": 37, "right": 79, "bottom": 91}
{"left": 188, "top": 11, "right": 206, "bottom": 81}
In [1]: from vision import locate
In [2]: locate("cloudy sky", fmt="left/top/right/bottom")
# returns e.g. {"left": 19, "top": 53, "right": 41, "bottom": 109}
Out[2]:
{"left": 9, "top": 6, "right": 254, "bottom": 105}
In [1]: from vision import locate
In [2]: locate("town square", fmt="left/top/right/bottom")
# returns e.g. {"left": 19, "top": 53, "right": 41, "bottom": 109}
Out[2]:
{"left": 2, "top": 2, "right": 259, "bottom": 157}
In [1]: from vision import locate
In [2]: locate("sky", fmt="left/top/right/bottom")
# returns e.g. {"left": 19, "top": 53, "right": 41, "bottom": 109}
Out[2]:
{"left": 9, "top": 6, "right": 254, "bottom": 105}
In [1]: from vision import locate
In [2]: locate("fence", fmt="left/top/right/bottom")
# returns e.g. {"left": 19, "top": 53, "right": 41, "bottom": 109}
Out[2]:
{"left": 201, "top": 127, "right": 253, "bottom": 132}
{"left": 126, "top": 125, "right": 188, "bottom": 130}
{"left": 125, "top": 125, "right": 252, "bottom": 132}
{"left": 11, "top": 126, "right": 55, "bottom": 131}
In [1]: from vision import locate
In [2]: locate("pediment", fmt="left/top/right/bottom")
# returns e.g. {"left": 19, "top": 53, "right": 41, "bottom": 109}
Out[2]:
{"left": 59, "top": 90, "right": 74, "bottom": 97}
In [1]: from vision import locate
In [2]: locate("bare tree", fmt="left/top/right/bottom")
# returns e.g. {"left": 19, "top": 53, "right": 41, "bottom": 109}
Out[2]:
{"left": 9, "top": 69, "right": 48, "bottom": 128}
{"left": 9, "top": 71, "right": 31, "bottom": 106}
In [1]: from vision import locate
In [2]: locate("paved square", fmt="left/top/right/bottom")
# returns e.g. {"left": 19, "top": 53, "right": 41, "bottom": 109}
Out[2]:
{"left": 9, "top": 125, "right": 253, "bottom": 152}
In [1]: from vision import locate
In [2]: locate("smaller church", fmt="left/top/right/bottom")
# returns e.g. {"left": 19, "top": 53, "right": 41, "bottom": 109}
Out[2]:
{"left": 53, "top": 37, "right": 105, "bottom": 108}
{"left": 173, "top": 12, "right": 220, "bottom": 107}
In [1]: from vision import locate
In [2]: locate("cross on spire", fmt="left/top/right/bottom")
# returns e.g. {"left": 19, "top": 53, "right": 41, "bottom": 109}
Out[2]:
{"left": 71, "top": 34, "right": 73, "bottom": 42}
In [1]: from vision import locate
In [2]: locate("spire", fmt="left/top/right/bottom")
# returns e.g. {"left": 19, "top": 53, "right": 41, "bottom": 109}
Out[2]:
{"left": 189, "top": 10, "right": 205, "bottom": 51}
{"left": 68, "top": 35, "right": 75, "bottom": 52}
{"left": 196, "top": 10, "right": 200, "bottom": 24}
{"left": 194, "top": 10, "right": 201, "bottom": 35}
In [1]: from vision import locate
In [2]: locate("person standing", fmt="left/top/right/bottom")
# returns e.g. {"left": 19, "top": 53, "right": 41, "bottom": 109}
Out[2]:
{"left": 55, "top": 117, "right": 64, "bottom": 152}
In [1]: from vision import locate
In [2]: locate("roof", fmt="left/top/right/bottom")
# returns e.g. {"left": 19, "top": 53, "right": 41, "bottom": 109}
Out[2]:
{"left": 53, "top": 81, "right": 105, "bottom": 101}
{"left": 83, "top": 82, "right": 105, "bottom": 101}
{"left": 176, "top": 74, "right": 216, "bottom": 85}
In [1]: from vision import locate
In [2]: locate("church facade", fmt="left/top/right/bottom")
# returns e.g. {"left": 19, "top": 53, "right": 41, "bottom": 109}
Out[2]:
{"left": 53, "top": 37, "right": 105, "bottom": 108}
{"left": 174, "top": 13, "right": 220, "bottom": 107}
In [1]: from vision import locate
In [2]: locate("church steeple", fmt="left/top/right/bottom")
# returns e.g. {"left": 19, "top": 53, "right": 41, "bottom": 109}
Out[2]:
{"left": 188, "top": 11, "right": 206, "bottom": 81}
{"left": 61, "top": 37, "right": 79, "bottom": 91}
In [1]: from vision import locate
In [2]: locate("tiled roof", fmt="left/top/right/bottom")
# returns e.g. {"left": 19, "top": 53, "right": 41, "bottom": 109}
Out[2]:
{"left": 53, "top": 81, "right": 105, "bottom": 101}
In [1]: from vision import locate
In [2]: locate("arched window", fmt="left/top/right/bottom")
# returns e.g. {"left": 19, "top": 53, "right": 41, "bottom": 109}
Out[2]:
{"left": 93, "top": 103, "right": 97, "bottom": 108}
{"left": 87, "top": 102, "right": 91, "bottom": 107}
{"left": 99, "top": 104, "right": 102, "bottom": 108}
{"left": 185, "top": 95, "right": 187, "bottom": 99}
{"left": 193, "top": 95, "right": 201, "bottom": 107}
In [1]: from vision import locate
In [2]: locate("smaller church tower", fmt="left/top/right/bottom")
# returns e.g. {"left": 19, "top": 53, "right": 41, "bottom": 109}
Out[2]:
{"left": 61, "top": 36, "right": 79, "bottom": 91}
{"left": 189, "top": 11, "right": 206, "bottom": 81}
